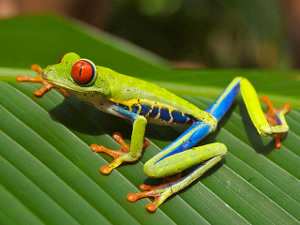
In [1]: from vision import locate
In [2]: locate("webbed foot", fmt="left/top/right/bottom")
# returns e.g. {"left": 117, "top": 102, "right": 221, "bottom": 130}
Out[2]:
{"left": 91, "top": 132, "right": 149, "bottom": 174}
{"left": 261, "top": 96, "right": 291, "bottom": 148}
{"left": 16, "top": 64, "right": 54, "bottom": 97}
{"left": 127, "top": 175, "right": 181, "bottom": 213}
{"left": 16, "top": 64, "right": 69, "bottom": 97}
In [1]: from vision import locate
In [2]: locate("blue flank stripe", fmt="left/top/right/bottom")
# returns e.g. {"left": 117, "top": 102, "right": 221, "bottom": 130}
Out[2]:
{"left": 140, "top": 104, "right": 151, "bottom": 115}
{"left": 131, "top": 104, "right": 140, "bottom": 113}
{"left": 160, "top": 108, "right": 171, "bottom": 121}
{"left": 157, "top": 79, "right": 241, "bottom": 162}
{"left": 172, "top": 110, "right": 188, "bottom": 123}
{"left": 149, "top": 107, "right": 159, "bottom": 118}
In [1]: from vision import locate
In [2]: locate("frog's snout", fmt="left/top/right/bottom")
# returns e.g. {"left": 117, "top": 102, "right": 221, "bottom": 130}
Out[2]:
{"left": 42, "top": 67, "right": 56, "bottom": 81}
{"left": 41, "top": 71, "right": 47, "bottom": 79}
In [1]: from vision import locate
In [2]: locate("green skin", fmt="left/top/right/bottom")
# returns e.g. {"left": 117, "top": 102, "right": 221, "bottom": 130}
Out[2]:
{"left": 32, "top": 52, "right": 289, "bottom": 212}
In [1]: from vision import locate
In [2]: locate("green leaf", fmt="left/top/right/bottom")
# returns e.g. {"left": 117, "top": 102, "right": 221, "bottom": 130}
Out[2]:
{"left": 0, "top": 15, "right": 299, "bottom": 225}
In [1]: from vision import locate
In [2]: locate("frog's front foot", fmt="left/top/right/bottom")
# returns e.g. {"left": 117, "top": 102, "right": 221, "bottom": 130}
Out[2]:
{"left": 90, "top": 132, "right": 149, "bottom": 174}
{"left": 16, "top": 64, "right": 54, "bottom": 97}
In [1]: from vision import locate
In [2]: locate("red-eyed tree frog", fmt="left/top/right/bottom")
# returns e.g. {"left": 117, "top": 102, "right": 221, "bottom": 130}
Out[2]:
{"left": 16, "top": 52, "right": 290, "bottom": 212}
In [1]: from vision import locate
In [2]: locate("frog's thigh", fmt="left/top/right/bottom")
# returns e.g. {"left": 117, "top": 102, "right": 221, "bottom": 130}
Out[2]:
{"left": 144, "top": 142, "right": 227, "bottom": 178}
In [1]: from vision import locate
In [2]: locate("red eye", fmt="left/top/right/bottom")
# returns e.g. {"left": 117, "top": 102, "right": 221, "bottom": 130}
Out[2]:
{"left": 71, "top": 59, "right": 96, "bottom": 85}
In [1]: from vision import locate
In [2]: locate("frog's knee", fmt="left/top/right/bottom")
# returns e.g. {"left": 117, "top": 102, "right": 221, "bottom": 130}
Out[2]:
{"left": 233, "top": 76, "right": 244, "bottom": 82}
{"left": 143, "top": 161, "right": 163, "bottom": 178}
{"left": 216, "top": 143, "right": 227, "bottom": 156}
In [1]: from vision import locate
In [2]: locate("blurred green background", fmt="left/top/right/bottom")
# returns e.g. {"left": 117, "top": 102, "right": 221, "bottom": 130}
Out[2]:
{"left": 1, "top": 0, "right": 299, "bottom": 69}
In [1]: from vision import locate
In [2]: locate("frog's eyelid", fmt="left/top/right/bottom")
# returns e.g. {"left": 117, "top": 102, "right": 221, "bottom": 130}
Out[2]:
{"left": 80, "top": 58, "right": 97, "bottom": 85}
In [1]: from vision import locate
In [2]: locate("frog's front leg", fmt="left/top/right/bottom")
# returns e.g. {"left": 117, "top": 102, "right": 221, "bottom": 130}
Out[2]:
{"left": 16, "top": 64, "right": 70, "bottom": 97}
{"left": 91, "top": 106, "right": 149, "bottom": 174}
{"left": 16, "top": 64, "right": 55, "bottom": 96}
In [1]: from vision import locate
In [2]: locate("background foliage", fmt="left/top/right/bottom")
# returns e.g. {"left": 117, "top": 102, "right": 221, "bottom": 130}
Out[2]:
{"left": 107, "top": 0, "right": 285, "bottom": 68}
{"left": 0, "top": 0, "right": 294, "bottom": 68}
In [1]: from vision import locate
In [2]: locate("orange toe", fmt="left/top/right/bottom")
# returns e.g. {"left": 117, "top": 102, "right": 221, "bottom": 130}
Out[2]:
{"left": 146, "top": 203, "right": 158, "bottom": 213}
{"left": 100, "top": 165, "right": 113, "bottom": 175}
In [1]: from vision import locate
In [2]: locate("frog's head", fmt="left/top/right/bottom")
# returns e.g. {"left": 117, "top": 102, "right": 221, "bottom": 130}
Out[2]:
{"left": 43, "top": 52, "right": 110, "bottom": 96}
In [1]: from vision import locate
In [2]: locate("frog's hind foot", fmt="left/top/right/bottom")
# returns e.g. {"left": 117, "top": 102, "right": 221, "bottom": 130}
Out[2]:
{"left": 127, "top": 174, "right": 182, "bottom": 213}
{"left": 127, "top": 189, "right": 165, "bottom": 213}
{"left": 91, "top": 132, "right": 149, "bottom": 175}
{"left": 261, "top": 96, "right": 291, "bottom": 149}
{"left": 16, "top": 64, "right": 54, "bottom": 97}
{"left": 139, "top": 174, "right": 181, "bottom": 191}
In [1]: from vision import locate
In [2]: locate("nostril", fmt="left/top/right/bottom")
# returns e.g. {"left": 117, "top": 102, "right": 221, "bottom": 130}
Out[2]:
{"left": 41, "top": 72, "right": 47, "bottom": 79}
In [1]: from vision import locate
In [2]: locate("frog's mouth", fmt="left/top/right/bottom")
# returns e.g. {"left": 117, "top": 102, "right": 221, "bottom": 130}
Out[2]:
{"left": 45, "top": 78, "right": 99, "bottom": 95}
{"left": 43, "top": 67, "right": 88, "bottom": 92}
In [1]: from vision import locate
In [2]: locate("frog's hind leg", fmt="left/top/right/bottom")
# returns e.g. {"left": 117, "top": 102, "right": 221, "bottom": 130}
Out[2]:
{"left": 138, "top": 173, "right": 182, "bottom": 191}
{"left": 261, "top": 96, "right": 291, "bottom": 148}
{"left": 128, "top": 76, "right": 291, "bottom": 212}
{"left": 127, "top": 143, "right": 227, "bottom": 212}
{"left": 206, "top": 77, "right": 290, "bottom": 148}
{"left": 127, "top": 78, "right": 240, "bottom": 212}
{"left": 239, "top": 78, "right": 290, "bottom": 148}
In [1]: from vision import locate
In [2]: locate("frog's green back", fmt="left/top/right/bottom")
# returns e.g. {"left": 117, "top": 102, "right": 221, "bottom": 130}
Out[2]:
{"left": 96, "top": 66, "right": 205, "bottom": 118}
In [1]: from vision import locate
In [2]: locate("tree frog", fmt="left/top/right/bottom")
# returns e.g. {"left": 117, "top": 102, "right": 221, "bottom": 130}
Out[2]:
{"left": 16, "top": 52, "right": 290, "bottom": 212}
